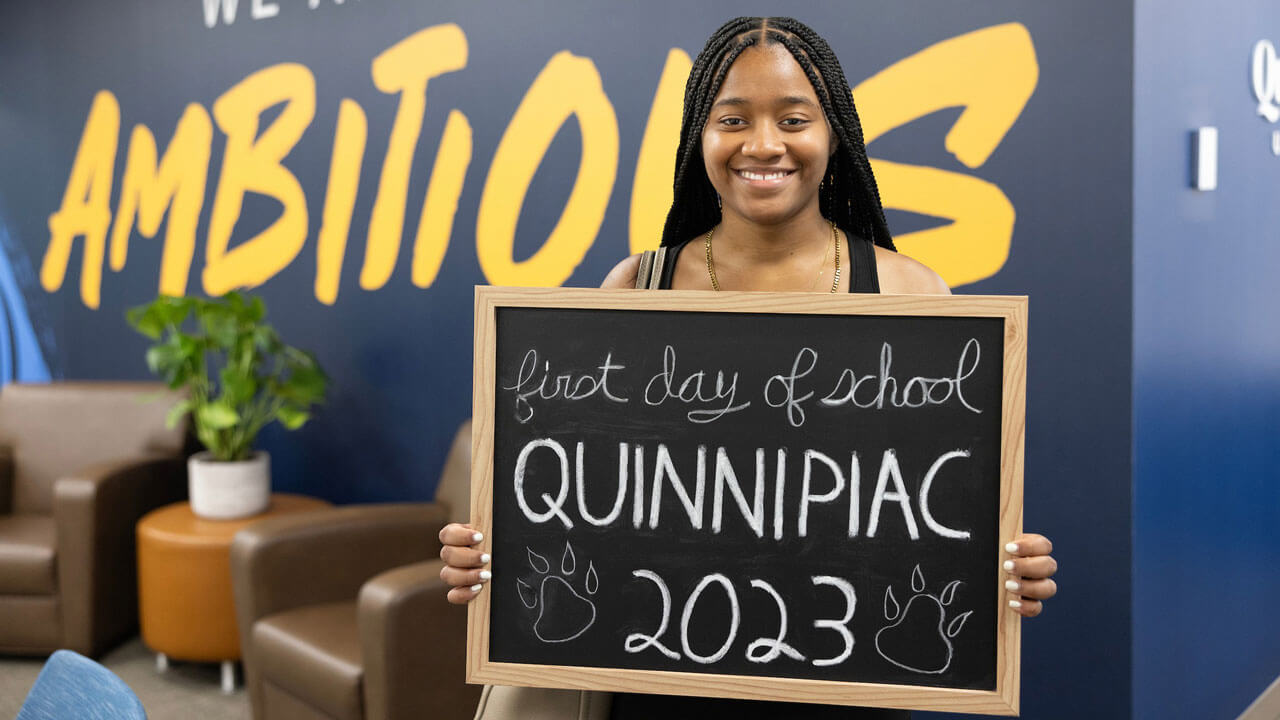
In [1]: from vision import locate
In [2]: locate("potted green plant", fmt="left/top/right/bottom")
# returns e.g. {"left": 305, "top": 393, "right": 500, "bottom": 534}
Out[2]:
{"left": 127, "top": 292, "right": 327, "bottom": 519}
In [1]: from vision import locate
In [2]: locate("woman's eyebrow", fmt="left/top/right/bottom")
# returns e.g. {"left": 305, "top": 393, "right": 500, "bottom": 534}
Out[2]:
{"left": 711, "top": 95, "right": 817, "bottom": 109}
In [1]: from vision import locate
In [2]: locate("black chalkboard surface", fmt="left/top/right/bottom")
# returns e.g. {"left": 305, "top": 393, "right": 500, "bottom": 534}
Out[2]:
{"left": 469, "top": 287, "right": 1026, "bottom": 715}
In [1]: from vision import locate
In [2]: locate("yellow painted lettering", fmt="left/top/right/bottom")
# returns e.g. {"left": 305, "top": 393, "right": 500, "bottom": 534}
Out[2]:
{"left": 630, "top": 49, "right": 691, "bottom": 254}
{"left": 315, "top": 99, "right": 368, "bottom": 305}
{"left": 870, "top": 159, "right": 1014, "bottom": 285}
{"left": 205, "top": 63, "right": 315, "bottom": 296}
{"left": 42, "top": 91, "right": 120, "bottom": 309}
{"left": 477, "top": 51, "right": 619, "bottom": 287}
{"left": 108, "top": 104, "right": 213, "bottom": 297}
{"left": 411, "top": 109, "right": 472, "bottom": 288}
{"left": 361, "top": 23, "right": 468, "bottom": 291}
{"left": 854, "top": 23, "right": 1037, "bottom": 286}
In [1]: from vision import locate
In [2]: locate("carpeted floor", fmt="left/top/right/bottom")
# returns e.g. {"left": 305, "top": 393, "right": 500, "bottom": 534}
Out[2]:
{"left": 0, "top": 636, "right": 250, "bottom": 719}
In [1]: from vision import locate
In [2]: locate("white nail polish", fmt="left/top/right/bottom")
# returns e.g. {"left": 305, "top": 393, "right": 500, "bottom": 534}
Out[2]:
{"left": 1003, "top": 560, "right": 1015, "bottom": 572}
{"left": 1005, "top": 542, "right": 1019, "bottom": 553}
{"left": 479, "top": 570, "right": 492, "bottom": 581}
{"left": 470, "top": 583, "right": 483, "bottom": 592}
{"left": 481, "top": 553, "right": 491, "bottom": 564}
{"left": 472, "top": 532, "right": 484, "bottom": 543}
{"left": 1009, "top": 600, "right": 1021, "bottom": 609}
{"left": 1005, "top": 580, "right": 1019, "bottom": 591}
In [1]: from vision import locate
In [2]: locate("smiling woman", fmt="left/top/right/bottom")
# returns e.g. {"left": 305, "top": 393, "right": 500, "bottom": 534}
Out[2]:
{"left": 442, "top": 16, "right": 1057, "bottom": 720}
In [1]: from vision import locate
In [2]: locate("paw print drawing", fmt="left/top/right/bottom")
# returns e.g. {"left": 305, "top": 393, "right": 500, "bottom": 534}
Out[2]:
{"left": 517, "top": 542, "right": 599, "bottom": 643}
{"left": 874, "top": 565, "right": 972, "bottom": 674}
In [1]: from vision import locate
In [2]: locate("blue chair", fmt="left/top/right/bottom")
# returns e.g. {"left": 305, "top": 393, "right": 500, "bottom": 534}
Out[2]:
{"left": 16, "top": 649, "right": 146, "bottom": 720}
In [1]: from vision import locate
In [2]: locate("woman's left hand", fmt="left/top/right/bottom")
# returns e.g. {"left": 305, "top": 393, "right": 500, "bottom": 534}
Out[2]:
{"left": 1003, "top": 533, "right": 1057, "bottom": 617}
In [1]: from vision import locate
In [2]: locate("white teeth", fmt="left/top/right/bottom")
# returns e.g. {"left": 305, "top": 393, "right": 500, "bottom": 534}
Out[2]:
{"left": 739, "top": 170, "right": 789, "bottom": 181}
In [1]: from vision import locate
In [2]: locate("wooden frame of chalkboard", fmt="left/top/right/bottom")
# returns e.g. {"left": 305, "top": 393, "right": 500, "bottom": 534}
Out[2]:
{"left": 469, "top": 286, "right": 1026, "bottom": 716}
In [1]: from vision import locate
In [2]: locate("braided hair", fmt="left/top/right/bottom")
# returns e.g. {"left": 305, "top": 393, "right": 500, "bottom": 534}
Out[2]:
{"left": 660, "top": 17, "right": 894, "bottom": 251}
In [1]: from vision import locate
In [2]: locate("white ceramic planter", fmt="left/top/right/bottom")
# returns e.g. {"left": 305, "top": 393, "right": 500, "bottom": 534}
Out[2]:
{"left": 188, "top": 451, "right": 271, "bottom": 520}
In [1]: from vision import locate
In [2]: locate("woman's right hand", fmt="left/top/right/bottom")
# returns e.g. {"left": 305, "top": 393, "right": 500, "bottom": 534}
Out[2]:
{"left": 438, "top": 522, "right": 491, "bottom": 604}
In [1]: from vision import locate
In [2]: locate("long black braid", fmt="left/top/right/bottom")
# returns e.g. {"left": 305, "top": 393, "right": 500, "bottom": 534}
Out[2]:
{"left": 660, "top": 17, "right": 895, "bottom": 252}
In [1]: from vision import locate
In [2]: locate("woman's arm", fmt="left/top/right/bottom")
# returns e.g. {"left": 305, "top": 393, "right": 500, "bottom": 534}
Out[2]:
{"left": 600, "top": 254, "right": 643, "bottom": 289}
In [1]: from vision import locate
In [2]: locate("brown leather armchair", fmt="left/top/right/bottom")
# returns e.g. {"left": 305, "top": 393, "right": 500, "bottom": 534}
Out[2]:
{"left": 231, "top": 421, "right": 480, "bottom": 720}
{"left": 0, "top": 382, "right": 188, "bottom": 657}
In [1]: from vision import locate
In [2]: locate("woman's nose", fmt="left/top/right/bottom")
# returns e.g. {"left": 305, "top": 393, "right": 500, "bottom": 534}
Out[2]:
{"left": 741, "top": 123, "right": 785, "bottom": 158}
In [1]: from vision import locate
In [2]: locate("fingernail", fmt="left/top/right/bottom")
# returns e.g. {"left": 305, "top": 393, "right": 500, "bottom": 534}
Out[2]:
{"left": 481, "top": 553, "right": 491, "bottom": 564}
{"left": 479, "top": 570, "right": 492, "bottom": 581}
{"left": 1005, "top": 580, "right": 1020, "bottom": 592}
{"left": 1009, "top": 600, "right": 1021, "bottom": 609}
{"left": 470, "top": 583, "right": 483, "bottom": 593}
{"left": 1003, "top": 560, "right": 1015, "bottom": 572}
{"left": 1005, "top": 542, "right": 1019, "bottom": 553}
{"left": 472, "top": 532, "right": 484, "bottom": 543}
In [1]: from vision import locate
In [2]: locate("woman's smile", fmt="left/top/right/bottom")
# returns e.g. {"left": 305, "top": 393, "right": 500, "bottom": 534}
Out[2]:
{"left": 732, "top": 167, "right": 797, "bottom": 188}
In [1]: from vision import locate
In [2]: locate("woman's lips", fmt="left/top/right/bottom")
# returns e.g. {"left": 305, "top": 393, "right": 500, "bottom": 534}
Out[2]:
{"left": 733, "top": 168, "right": 796, "bottom": 188}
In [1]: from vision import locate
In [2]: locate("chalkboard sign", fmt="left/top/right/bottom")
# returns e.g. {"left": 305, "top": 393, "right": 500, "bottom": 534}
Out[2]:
{"left": 469, "top": 287, "right": 1025, "bottom": 715}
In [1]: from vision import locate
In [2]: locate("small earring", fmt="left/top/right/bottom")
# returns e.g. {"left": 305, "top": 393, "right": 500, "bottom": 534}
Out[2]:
{"left": 716, "top": 192, "right": 722, "bottom": 209}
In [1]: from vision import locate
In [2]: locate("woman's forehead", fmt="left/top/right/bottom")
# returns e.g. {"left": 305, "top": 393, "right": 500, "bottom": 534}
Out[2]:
{"left": 713, "top": 43, "right": 821, "bottom": 106}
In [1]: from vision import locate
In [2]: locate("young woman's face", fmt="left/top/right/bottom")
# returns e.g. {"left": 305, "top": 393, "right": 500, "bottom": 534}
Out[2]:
{"left": 701, "top": 43, "right": 833, "bottom": 228}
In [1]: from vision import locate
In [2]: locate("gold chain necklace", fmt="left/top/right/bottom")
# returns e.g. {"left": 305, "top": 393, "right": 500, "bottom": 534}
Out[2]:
{"left": 705, "top": 220, "right": 841, "bottom": 292}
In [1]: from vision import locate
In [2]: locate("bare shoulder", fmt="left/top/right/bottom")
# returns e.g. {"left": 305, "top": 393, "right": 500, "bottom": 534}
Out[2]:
{"left": 874, "top": 246, "right": 951, "bottom": 295}
{"left": 600, "top": 254, "right": 643, "bottom": 289}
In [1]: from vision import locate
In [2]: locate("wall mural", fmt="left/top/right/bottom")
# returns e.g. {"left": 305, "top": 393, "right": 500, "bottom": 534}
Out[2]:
{"left": 38, "top": 23, "right": 1036, "bottom": 309}
{"left": 0, "top": 3, "right": 1133, "bottom": 716}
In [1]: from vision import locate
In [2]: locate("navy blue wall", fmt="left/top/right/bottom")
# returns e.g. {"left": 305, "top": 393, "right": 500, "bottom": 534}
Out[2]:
{"left": 1134, "top": 1, "right": 1280, "bottom": 717}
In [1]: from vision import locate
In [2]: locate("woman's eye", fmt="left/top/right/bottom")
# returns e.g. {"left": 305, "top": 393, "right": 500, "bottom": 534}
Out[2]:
{"left": 720, "top": 117, "right": 745, "bottom": 126}
{"left": 781, "top": 118, "right": 809, "bottom": 127}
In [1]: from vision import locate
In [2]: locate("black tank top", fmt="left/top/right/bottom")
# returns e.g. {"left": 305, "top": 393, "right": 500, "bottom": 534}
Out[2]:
{"left": 655, "top": 231, "right": 882, "bottom": 292}
{"left": 613, "top": 231, "right": 905, "bottom": 720}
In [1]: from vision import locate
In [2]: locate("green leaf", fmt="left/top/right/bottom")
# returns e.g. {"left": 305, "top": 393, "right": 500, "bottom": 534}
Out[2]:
{"left": 127, "top": 304, "right": 165, "bottom": 339}
{"left": 165, "top": 399, "right": 194, "bottom": 429}
{"left": 199, "top": 302, "right": 239, "bottom": 349}
{"left": 281, "top": 364, "right": 327, "bottom": 404}
{"left": 276, "top": 406, "right": 310, "bottom": 430}
{"left": 197, "top": 403, "right": 240, "bottom": 430}
{"left": 282, "top": 345, "right": 313, "bottom": 367}
{"left": 246, "top": 295, "right": 266, "bottom": 323}
{"left": 146, "top": 343, "right": 183, "bottom": 376}
{"left": 195, "top": 423, "right": 221, "bottom": 456}
{"left": 220, "top": 365, "right": 257, "bottom": 405}
{"left": 154, "top": 295, "right": 192, "bottom": 329}
{"left": 253, "top": 325, "right": 281, "bottom": 353}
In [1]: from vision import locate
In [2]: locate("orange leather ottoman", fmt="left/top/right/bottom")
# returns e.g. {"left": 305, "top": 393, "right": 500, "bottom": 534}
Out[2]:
{"left": 137, "top": 494, "right": 330, "bottom": 693}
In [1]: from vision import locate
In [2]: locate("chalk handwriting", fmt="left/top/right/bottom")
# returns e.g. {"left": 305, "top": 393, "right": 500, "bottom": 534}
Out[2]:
{"left": 764, "top": 347, "right": 817, "bottom": 427}
{"left": 512, "top": 438, "right": 973, "bottom": 541}
{"left": 623, "top": 570, "right": 864, "bottom": 668}
{"left": 681, "top": 574, "right": 740, "bottom": 664}
{"left": 624, "top": 570, "right": 682, "bottom": 660}
{"left": 503, "top": 348, "right": 628, "bottom": 423}
{"left": 746, "top": 579, "right": 806, "bottom": 663}
{"left": 643, "top": 345, "right": 750, "bottom": 423}
{"left": 819, "top": 338, "right": 983, "bottom": 415}
{"left": 811, "top": 576, "right": 858, "bottom": 667}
